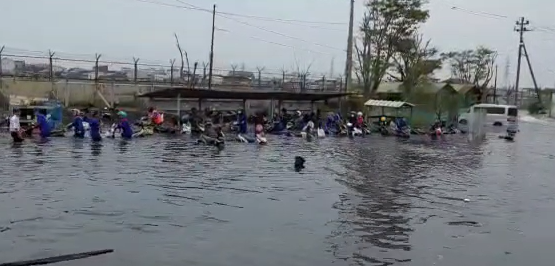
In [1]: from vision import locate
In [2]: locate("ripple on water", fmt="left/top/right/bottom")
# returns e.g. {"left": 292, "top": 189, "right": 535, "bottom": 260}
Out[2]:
{"left": 0, "top": 121, "right": 554, "bottom": 265}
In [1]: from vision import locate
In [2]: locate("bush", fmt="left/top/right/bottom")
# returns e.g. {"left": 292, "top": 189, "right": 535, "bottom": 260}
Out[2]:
{"left": 527, "top": 102, "right": 544, "bottom": 114}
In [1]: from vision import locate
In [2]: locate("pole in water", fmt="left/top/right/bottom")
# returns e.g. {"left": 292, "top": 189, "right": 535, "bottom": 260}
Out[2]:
{"left": 0, "top": 249, "right": 114, "bottom": 266}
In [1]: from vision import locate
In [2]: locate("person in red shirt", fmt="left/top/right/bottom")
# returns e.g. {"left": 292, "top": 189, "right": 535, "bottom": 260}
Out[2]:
{"left": 356, "top": 112, "right": 364, "bottom": 128}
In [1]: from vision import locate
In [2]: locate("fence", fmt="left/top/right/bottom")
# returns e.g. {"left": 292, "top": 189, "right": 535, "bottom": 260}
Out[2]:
{"left": 0, "top": 46, "right": 344, "bottom": 92}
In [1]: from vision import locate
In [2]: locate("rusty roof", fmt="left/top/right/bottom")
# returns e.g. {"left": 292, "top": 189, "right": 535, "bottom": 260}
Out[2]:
{"left": 137, "top": 87, "right": 351, "bottom": 101}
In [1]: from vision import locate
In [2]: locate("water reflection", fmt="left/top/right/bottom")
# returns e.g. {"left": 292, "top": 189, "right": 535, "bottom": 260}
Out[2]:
{"left": 117, "top": 140, "right": 129, "bottom": 153}
{"left": 91, "top": 142, "right": 102, "bottom": 157}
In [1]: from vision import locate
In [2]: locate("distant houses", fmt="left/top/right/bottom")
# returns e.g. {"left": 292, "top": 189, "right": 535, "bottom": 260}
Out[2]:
{"left": 0, "top": 57, "right": 346, "bottom": 92}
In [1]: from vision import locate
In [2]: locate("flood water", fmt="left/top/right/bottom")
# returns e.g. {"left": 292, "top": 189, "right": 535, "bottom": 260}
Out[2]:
{"left": 0, "top": 119, "right": 554, "bottom": 266}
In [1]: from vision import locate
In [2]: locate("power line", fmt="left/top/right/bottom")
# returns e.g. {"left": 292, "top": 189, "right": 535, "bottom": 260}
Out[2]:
{"left": 126, "top": 0, "right": 345, "bottom": 52}
{"left": 216, "top": 27, "right": 332, "bottom": 55}
{"left": 217, "top": 13, "right": 344, "bottom": 51}
{"left": 128, "top": 0, "right": 346, "bottom": 26}
{"left": 172, "top": 0, "right": 346, "bottom": 25}
{"left": 448, "top": 5, "right": 555, "bottom": 35}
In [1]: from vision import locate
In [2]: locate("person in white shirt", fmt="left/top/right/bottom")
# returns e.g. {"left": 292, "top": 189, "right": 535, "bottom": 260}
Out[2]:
{"left": 9, "top": 109, "right": 24, "bottom": 143}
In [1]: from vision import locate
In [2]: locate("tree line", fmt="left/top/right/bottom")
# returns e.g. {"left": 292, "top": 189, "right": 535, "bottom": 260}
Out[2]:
{"left": 354, "top": 0, "right": 497, "bottom": 100}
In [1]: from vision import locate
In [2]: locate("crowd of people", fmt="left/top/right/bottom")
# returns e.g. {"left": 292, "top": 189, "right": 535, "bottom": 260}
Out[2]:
{"left": 6, "top": 105, "right": 378, "bottom": 143}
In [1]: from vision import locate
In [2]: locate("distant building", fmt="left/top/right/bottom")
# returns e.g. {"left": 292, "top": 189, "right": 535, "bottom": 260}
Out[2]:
{"left": 1, "top": 58, "right": 15, "bottom": 74}
{"left": 93, "top": 65, "right": 109, "bottom": 73}
{"left": 223, "top": 71, "right": 254, "bottom": 90}
{"left": 14, "top": 60, "right": 25, "bottom": 73}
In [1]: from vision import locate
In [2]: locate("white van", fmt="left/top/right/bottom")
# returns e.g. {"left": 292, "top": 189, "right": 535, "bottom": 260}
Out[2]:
{"left": 458, "top": 104, "right": 518, "bottom": 132}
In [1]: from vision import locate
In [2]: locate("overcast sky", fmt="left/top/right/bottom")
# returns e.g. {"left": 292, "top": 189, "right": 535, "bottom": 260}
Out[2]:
{"left": 2, "top": 0, "right": 555, "bottom": 87}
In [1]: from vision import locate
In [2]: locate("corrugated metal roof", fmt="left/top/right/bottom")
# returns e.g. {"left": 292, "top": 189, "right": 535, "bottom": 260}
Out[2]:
{"left": 363, "top": 99, "right": 414, "bottom": 108}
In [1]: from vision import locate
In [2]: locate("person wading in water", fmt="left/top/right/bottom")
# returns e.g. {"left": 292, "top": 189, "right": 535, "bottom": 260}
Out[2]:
{"left": 9, "top": 108, "right": 24, "bottom": 143}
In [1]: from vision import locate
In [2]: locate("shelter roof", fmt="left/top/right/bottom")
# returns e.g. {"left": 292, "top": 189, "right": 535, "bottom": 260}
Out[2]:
{"left": 363, "top": 99, "right": 414, "bottom": 108}
{"left": 138, "top": 87, "right": 351, "bottom": 101}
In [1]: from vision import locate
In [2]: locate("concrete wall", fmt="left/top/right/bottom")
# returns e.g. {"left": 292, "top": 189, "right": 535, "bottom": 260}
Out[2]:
{"left": 0, "top": 78, "right": 341, "bottom": 113}
{"left": 0, "top": 78, "right": 165, "bottom": 107}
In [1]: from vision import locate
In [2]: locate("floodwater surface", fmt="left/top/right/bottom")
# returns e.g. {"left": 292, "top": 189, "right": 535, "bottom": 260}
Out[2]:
{"left": 0, "top": 119, "right": 554, "bottom": 266}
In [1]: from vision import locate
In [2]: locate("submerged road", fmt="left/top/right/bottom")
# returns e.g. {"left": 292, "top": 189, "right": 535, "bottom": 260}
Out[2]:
{"left": 0, "top": 118, "right": 553, "bottom": 266}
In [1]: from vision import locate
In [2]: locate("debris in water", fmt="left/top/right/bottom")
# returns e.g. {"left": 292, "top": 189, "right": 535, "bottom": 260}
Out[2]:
{"left": 0, "top": 249, "right": 114, "bottom": 266}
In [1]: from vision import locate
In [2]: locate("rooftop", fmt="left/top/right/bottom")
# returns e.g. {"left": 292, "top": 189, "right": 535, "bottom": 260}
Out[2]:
{"left": 138, "top": 87, "right": 351, "bottom": 101}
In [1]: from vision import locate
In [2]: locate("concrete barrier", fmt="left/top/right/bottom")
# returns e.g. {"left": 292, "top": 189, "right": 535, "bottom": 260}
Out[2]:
{"left": 0, "top": 78, "right": 159, "bottom": 107}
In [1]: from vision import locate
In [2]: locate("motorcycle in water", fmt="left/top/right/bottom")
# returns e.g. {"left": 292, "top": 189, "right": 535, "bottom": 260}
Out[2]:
{"left": 378, "top": 123, "right": 390, "bottom": 136}
{"left": 198, "top": 133, "right": 225, "bottom": 149}
{"left": 430, "top": 125, "right": 443, "bottom": 140}
{"left": 317, "top": 127, "right": 326, "bottom": 138}
{"left": 394, "top": 127, "right": 410, "bottom": 138}
{"left": 346, "top": 122, "right": 356, "bottom": 137}
{"left": 104, "top": 123, "right": 118, "bottom": 138}
{"left": 230, "top": 121, "right": 240, "bottom": 132}
{"left": 346, "top": 122, "right": 364, "bottom": 137}
{"left": 499, "top": 128, "right": 517, "bottom": 141}
{"left": 181, "top": 122, "right": 191, "bottom": 134}
{"left": 236, "top": 133, "right": 267, "bottom": 144}
{"left": 255, "top": 133, "right": 267, "bottom": 144}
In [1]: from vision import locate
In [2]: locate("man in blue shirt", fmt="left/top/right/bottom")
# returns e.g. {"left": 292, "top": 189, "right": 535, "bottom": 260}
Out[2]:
{"left": 67, "top": 109, "right": 85, "bottom": 138}
{"left": 115, "top": 111, "right": 133, "bottom": 139}
{"left": 35, "top": 109, "right": 51, "bottom": 138}
{"left": 84, "top": 111, "right": 102, "bottom": 141}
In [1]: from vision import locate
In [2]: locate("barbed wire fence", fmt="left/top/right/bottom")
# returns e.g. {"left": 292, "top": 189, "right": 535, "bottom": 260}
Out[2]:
{"left": 0, "top": 46, "right": 344, "bottom": 92}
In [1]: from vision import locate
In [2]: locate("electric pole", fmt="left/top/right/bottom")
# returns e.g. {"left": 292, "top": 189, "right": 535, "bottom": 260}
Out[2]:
{"left": 493, "top": 65, "right": 497, "bottom": 103}
{"left": 208, "top": 4, "right": 216, "bottom": 90}
{"left": 514, "top": 17, "right": 530, "bottom": 105}
{"left": 341, "top": 0, "right": 355, "bottom": 112}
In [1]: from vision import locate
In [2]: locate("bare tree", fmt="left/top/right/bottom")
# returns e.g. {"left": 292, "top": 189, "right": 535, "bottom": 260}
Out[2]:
{"left": 174, "top": 33, "right": 191, "bottom": 84}
{"left": 256, "top": 66, "right": 265, "bottom": 88}
{"left": 293, "top": 57, "right": 314, "bottom": 92}
{"left": 230, "top": 64, "right": 238, "bottom": 75}
{"left": 169, "top": 58, "right": 176, "bottom": 84}
{"left": 174, "top": 33, "right": 184, "bottom": 82}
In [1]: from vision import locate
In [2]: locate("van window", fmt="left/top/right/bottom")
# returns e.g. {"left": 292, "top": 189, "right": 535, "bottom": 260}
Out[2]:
{"left": 508, "top": 107, "right": 518, "bottom": 116}
{"left": 474, "top": 106, "right": 506, "bottom": 115}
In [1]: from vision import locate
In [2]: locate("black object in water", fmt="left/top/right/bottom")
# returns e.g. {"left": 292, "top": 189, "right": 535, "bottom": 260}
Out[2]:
{"left": 294, "top": 156, "right": 305, "bottom": 171}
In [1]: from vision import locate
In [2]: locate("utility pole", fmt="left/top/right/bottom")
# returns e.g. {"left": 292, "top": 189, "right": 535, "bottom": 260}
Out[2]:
{"left": 493, "top": 65, "right": 498, "bottom": 103}
{"left": 341, "top": 0, "right": 355, "bottom": 111}
{"left": 48, "top": 50, "right": 55, "bottom": 81}
{"left": 522, "top": 42, "right": 541, "bottom": 104}
{"left": 208, "top": 4, "right": 216, "bottom": 90}
{"left": 133, "top": 57, "right": 139, "bottom": 83}
{"left": 0, "top": 46, "right": 4, "bottom": 90}
{"left": 514, "top": 17, "right": 530, "bottom": 106}
{"left": 0, "top": 46, "right": 4, "bottom": 78}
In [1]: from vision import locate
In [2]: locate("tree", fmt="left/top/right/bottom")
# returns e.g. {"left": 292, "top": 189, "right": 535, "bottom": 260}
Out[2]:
{"left": 441, "top": 46, "right": 497, "bottom": 87}
{"left": 441, "top": 46, "right": 497, "bottom": 102}
{"left": 355, "top": 0, "right": 429, "bottom": 97}
{"left": 230, "top": 64, "right": 238, "bottom": 75}
{"left": 174, "top": 33, "right": 190, "bottom": 84}
{"left": 388, "top": 34, "right": 441, "bottom": 90}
